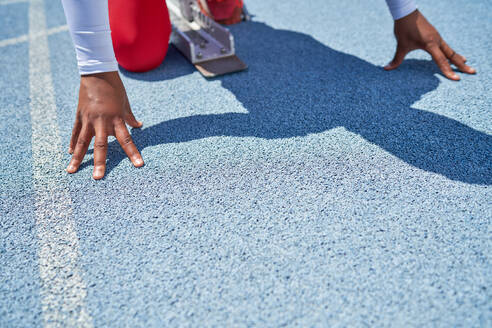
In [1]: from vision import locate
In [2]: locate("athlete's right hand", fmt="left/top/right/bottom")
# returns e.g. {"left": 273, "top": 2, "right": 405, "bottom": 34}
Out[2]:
{"left": 66, "top": 71, "right": 144, "bottom": 180}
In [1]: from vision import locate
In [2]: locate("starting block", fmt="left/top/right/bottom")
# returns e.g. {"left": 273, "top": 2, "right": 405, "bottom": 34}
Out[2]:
{"left": 166, "top": 0, "right": 248, "bottom": 77}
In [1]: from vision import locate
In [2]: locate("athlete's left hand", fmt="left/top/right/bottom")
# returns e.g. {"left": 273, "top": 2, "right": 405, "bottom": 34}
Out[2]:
{"left": 384, "top": 9, "right": 476, "bottom": 81}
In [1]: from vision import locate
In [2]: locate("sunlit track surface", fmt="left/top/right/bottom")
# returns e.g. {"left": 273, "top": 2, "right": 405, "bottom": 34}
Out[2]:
{"left": 0, "top": 0, "right": 491, "bottom": 327}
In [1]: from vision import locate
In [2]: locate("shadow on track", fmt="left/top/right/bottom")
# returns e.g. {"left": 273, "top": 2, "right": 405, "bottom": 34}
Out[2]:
{"left": 93, "top": 21, "right": 490, "bottom": 184}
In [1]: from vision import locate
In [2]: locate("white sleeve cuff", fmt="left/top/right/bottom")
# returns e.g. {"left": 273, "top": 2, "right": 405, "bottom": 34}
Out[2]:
{"left": 385, "top": 0, "right": 417, "bottom": 20}
{"left": 77, "top": 61, "right": 119, "bottom": 75}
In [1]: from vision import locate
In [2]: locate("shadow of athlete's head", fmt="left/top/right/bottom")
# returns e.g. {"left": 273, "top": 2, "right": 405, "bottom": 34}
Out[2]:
{"left": 115, "top": 21, "right": 491, "bottom": 184}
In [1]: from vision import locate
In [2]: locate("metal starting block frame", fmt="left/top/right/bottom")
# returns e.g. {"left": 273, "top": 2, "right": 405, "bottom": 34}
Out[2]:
{"left": 166, "top": 0, "right": 248, "bottom": 77}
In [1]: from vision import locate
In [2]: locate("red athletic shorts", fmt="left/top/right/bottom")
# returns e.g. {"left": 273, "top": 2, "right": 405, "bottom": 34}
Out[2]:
{"left": 108, "top": 0, "right": 172, "bottom": 72}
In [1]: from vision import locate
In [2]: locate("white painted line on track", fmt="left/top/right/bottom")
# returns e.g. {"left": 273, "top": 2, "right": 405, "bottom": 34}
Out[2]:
{"left": 0, "top": 34, "right": 27, "bottom": 47}
{"left": 0, "top": 0, "right": 27, "bottom": 5}
{"left": 0, "top": 25, "right": 68, "bottom": 48}
{"left": 29, "top": 0, "right": 93, "bottom": 327}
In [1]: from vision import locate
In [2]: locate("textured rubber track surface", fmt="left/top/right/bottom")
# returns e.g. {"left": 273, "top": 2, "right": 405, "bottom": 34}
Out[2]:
{"left": 1, "top": 0, "right": 491, "bottom": 327}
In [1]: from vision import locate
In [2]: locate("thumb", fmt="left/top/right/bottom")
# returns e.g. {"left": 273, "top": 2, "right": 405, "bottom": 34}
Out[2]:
{"left": 125, "top": 110, "right": 143, "bottom": 128}
{"left": 123, "top": 98, "right": 143, "bottom": 128}
{"left": 384, "top": 45, "right": 409, "bottom": 71}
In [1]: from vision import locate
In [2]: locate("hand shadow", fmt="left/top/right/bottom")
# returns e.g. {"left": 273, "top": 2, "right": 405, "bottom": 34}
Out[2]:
{"left": 100, "top": 21, "right": 490, "bottom": 184}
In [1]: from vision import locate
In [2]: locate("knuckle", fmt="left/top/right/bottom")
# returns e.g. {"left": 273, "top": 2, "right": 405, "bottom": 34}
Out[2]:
{"left": 76, "top": 139, "right": 89, "bottom": 147}
{"left": 70, "top": 156, "right": 82, "bottom": 163}
{"left": 424, "top": 40, "right": 439, "bottom": 51}
{"left": 94, "top": 160, "right": 106, "bottom": 166}
{"left": 94, "top": 141, "right": 107, "bottom": 149}
{"left": 455, "top": 61, "right": 465, "bottom": 68}
{"left": 88, "top": 112, "right": 108, "bottom": 122}
{"left": 114, "top": 117, "right": 125, "bottom": 125}
{"left": 454, "top": 56, "right": 465, "bottom": 64}
{"left": 435, "top": 57, "right": 448, "bottom": 67}
{"left": 123, "top": 136, "right": 133, "bottom": 145}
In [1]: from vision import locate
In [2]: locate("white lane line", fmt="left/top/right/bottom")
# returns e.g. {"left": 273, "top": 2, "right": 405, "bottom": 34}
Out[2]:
{"left": 0, "top": 34, "right": 27, "bottom": 47}
{"left": 0, "top": 0, "right": 27, "bottom": 5}
{"left": 0, "top": 25, "right": 68, "bottom": 48}
{"left": 29, "top": 0, "right": 93, "bottom": 327}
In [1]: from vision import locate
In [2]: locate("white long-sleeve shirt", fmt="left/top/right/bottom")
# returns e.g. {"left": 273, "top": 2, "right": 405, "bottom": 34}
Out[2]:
{"left": 61, "top": 0, "right": 118, "bottom": 75}
{"left": 61, "top": 0, "right": 417, "bottom": 75}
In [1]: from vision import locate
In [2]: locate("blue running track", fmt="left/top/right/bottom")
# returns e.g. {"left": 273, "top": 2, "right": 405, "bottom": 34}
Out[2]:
{"left": 0, "top": 0, "right": 491, "bottom": 326}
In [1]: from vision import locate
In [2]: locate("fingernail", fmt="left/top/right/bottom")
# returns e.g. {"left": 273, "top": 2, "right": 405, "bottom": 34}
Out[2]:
{"left": 68, "top": 147, "right": 73, "bottom": 154}
{"left": 66, "top": 165, "right": 75, "bottom": 172}
{"left": 452, "top": 73, "right": 459, "bottom": 80}
{"left": 134, "top": 158, "right": 143, "bottom": 166}
{"left": 137, "top": 121, "right": 143, "bottom": 127}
